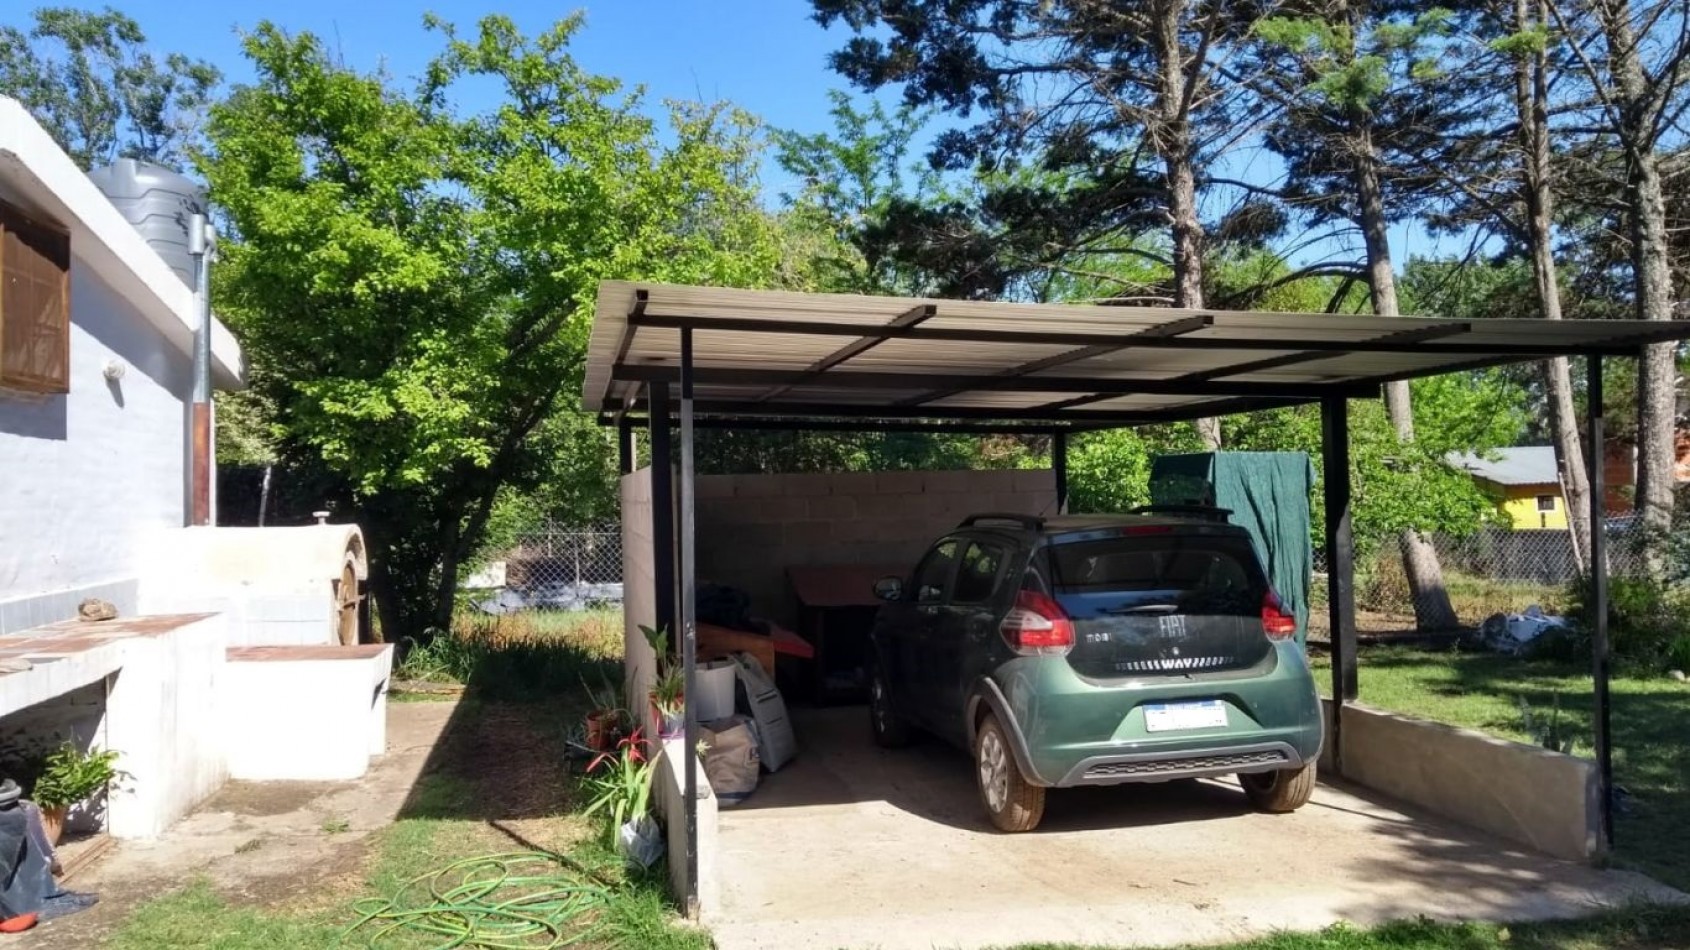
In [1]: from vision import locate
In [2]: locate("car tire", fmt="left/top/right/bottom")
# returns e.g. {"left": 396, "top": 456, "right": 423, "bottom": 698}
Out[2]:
{"left": 1240, "top": 760, "right": 1318, "bottom": 813}
{"left": 869, "top": 666, "right": 913, "bottom": 748}
{"left": 974, "top": 714, "right": 1044, "bottom": 832}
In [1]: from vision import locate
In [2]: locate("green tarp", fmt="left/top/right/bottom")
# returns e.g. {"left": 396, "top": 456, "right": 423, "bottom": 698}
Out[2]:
{"left": 1149, "top": 452, "right": 1314, "bottom": 644}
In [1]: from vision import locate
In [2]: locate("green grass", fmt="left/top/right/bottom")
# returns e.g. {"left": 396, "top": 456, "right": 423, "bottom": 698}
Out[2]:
{"left": 1003, "top": 905, "right": 1690, "bottom": 949}
{"left": 1312, "top": 646, "right": 1690, "bottom": 891}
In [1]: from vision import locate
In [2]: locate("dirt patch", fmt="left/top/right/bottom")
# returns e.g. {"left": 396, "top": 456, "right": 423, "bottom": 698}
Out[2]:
{"left": 410, "top": 702, "right": 578, "bottom": 822}
{"left": 202, "top": 781, "right": 343, "bottom": 818}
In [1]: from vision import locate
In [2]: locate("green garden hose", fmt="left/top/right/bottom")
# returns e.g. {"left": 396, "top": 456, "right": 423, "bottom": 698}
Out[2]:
{"left": 345, "top": 851, "right": 616, "bottom": 949}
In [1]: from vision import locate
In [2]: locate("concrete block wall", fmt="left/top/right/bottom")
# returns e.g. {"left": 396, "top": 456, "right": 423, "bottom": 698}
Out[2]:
{"left": 696, "top": 469, "right": 1058, "bottom": 625}
{"left": 1321, "top": 699, "right": 1602, "bottom": 862}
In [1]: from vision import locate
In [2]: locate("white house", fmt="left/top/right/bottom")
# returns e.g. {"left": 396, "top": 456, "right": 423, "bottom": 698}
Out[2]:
{"left": 0, "top": 99, "right": 393, "bottom": 843}
{"left": 0, "top": 95, "right": 245, "bottom": 633}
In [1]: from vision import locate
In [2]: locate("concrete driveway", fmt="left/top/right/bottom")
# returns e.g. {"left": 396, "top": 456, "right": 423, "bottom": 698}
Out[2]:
{"left": 709, "top": 706, "right": 1681, "bottom": 950}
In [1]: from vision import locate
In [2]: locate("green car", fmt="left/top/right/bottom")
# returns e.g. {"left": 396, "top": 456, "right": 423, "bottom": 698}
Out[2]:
{"left": 868, "top": 510, "right": 1324, "bottom": 832}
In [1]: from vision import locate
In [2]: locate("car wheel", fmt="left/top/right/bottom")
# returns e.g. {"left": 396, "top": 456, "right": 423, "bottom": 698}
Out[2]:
{"left": 974, "top": 714, "right": 1044, "bottom": 832}
{"left": 1240, "top": 760, "right": 1318, "bottom": 813}
{"left": 869, "top": 666, "right": 913, "bottom": 748}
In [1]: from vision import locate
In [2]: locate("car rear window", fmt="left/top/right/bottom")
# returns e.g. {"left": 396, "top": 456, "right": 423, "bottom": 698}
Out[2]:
{"left": 1046, "top": 533, "right": 1264, "bottom": 612}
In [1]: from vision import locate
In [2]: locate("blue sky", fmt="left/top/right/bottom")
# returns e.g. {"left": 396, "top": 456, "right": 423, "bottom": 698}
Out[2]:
{"left": 120, "top": 1, "right": 852, "bottom": 134}
{"left": 102, "top": 0, "right": 1453, "bottom": 269}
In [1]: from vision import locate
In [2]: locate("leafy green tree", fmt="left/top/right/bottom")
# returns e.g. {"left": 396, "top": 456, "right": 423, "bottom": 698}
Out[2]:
{"left": 203, "top": 15, "right": 783, "bottom": 641}
{"left": 0, "top": 6, "right": 219, "bottom": 170}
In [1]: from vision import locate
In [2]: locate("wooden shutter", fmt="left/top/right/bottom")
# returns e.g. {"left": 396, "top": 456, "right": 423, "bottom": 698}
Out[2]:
{"left": 0, "top": 199, "right": 71, "bottom": 394}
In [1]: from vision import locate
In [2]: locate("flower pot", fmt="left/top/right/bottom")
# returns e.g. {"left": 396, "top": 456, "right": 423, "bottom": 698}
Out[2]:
{"left": 650, "top": 699, "right": 685, "bottom": 740}
{"left": 586, "top": 709, "right": 621, "bottom": 752}
{"left": 40, "top": 806, "right": 66, "bottom": 846}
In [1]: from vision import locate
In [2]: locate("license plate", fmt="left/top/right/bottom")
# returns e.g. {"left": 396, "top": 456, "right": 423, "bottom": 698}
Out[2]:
{"left": 1143, "top": 700, "right": 1228, "bottom": 732}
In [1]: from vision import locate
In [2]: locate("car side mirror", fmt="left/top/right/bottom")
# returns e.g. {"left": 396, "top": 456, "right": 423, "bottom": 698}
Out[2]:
{"left": 873, "top": 576, "right": 903, "bottom": 602}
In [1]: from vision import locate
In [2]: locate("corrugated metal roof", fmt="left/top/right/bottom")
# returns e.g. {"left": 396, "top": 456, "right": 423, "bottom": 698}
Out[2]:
{"left": 584, "top": 281, "right": 1690, "bottom": 428}
{"left": 1447, "top": 446, "right": 1562, "bottom": 486}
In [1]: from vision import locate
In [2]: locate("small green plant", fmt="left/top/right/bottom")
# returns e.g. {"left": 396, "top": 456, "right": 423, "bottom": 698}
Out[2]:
{"left": 1517, "top": 693, "right": 1578, "bottom": 755}
{"left": 582, "top": 730, "right": 657, "bottom": 845}
{"left": 31, "top": 743, "right": 121, "bottom": 810}
{"left": 321, "top": 816, "right": 350, "bottom": 834}
{"left": 641, "top": 624, "right": 685, "bottom": 718}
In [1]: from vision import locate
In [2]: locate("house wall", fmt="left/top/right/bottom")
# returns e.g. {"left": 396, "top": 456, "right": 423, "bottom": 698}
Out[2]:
{"left": 1494, "top": 482, "right": 1568, "bottom": 530}
{"left": 695, "top": 469, "right": 1058, "bottom": 625}
{"left": 0, "top": 202, "right": 193, "bottom": 631}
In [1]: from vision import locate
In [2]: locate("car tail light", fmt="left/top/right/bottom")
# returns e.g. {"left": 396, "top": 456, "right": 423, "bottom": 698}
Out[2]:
{"left": 1002, "top": 590, "right": 1075, "bottom": 655}
{"left": 1261, "top": 591, "right": 1297, "bottom": 640}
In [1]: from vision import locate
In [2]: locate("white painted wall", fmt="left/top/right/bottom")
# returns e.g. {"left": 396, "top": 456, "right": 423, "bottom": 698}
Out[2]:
{"left": 0, "top": 198, "right": 194, "bottom": 630}
{"left": 219, "top": 646, "right": 393, "bottom": 781}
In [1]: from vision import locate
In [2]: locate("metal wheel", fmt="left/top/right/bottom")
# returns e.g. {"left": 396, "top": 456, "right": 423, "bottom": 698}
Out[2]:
{"left": 336, "top": 563, "right": 361, "bottom": 646}
{"left": 973, "top": 713, "right": 1045, "bottom": 832}
{"left": 869, "top": 666, "right": 912, "bottom": 748}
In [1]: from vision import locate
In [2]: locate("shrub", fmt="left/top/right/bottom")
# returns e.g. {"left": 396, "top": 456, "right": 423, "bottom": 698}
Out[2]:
{"left": 1564, "top": 574, "right": 1690, "bottom": 671}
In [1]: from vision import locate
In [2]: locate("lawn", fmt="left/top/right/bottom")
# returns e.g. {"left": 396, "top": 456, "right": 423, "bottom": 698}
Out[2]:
{"left": 1311, "top": 646, "right": 1690, "bottom": 892}
{"left": 104, "top": 611, "right": 706, "bottom": 950}
{"left": 1007, "top": 905, "right": 1690, "bottom": 949}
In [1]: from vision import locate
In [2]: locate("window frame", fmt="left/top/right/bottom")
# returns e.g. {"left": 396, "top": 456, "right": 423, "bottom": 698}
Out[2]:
{"left": 0, "top": 198, "right": 72, "bottom": 395}
{"left": 911, "top": 538, "right": 962, "bottom": 605}
{"left": 1535, "top": 494, "right": 1557, "bottom": 513}
{"left": 951, "top": 539, "right": 1009, "bottom": 606}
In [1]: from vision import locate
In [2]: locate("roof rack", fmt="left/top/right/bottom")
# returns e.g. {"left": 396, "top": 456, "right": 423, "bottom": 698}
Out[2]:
{"left": 1127, "top": 504, "right": 1234, "bottom": 523}
{"left": 957, "top": 513, "right": 1046, "bottom": 530}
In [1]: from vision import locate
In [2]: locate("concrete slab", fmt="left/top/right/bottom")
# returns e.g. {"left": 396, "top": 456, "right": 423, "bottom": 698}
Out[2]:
{"left": 710, "top": 706, "right": 1683, "bottom": 950}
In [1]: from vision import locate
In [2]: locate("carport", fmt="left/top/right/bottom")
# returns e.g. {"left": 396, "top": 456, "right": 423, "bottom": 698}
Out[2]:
{"left": 584, "top": 281, "right": 1690, "bottom": 926}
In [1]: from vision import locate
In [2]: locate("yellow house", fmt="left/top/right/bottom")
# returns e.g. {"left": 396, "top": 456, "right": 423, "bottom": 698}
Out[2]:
{"left": 1447, "top": 447, "right": 1568, "bottom": 530}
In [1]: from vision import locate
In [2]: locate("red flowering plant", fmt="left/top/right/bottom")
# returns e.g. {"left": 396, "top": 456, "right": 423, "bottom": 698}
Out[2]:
{"left": 582, "top": 729, "right": 656, "bottom": 844}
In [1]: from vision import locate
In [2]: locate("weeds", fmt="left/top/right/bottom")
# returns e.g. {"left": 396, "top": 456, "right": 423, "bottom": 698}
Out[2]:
{"left": 393, "top": 609, "right": 622, "bottom": 701}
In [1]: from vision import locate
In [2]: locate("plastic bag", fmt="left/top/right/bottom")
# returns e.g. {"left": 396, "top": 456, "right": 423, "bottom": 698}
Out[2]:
{"left": 701, "top": 716, "right": 761, "bottom": 807}
{"left": 617, "top": 815, "right": 663, "bottom": 870}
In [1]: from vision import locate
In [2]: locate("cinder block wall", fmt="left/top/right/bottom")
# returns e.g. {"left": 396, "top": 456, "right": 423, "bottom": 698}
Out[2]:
{"left": 619, "top": 469, "right": 658, "bottom": 729}
{"left": 695, "top": 469, "right": 1057, "bottom": 626}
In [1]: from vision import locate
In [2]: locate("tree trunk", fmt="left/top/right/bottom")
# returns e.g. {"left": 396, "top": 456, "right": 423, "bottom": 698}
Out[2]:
{"left": 1353, "top": 125, "right": 1461, "bottom": 632}
{"left": 1516, "top": 0, "right": 1592, "bottom": 573}
{"left": 1155, "top": 0, "right": 1220, "bottom": 451}
{"left": 1602, "top": 0, "right": 1678, "bottom": 569}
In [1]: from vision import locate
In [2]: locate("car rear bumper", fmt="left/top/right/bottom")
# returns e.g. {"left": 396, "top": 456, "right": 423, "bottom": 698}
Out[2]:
{"left": 1053, "top": 741, "right": 1306, "bottom": 786}
{"left": 974, "top": 642, "right": 1324, "bottom": 787}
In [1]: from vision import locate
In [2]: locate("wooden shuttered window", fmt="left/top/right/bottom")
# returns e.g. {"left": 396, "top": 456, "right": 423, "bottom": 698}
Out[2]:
{"left": 0, "top": 199, "right": 71, "bottom": 394}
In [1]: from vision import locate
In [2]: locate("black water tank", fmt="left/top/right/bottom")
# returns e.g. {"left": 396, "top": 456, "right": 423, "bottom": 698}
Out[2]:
{"left": 86, "top": 159, "right": 208, "bottom": 289}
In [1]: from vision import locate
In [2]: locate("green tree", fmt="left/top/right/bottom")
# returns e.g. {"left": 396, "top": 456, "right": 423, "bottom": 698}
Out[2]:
{"left": 0, "top": 6, "right": 219, "bottom": 171}
{"left": 203, "top": 15, "right": 782, "bottom": 641}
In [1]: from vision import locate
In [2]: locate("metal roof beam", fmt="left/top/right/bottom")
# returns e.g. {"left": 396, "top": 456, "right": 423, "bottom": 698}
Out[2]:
{"left": 1172, "top": 322, "right": 1475, "bottom": 384}
{"left": 627, "top": 310, "right": 1647, "bottom": 357}
{"left": 899, "top": 314, "right": 1213, "bottom": 407}
{"left": 612, "top": 363, "right": 1372, "bottom": 400}
{"left": 618, "top": 393, "right": 1312, "bottom": 425}
{"left": 754, "top": 303, "right": 936, "bottom": 403}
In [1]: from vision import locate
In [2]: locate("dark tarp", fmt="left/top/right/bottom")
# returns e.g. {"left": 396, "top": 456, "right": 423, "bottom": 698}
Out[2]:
{"left": 1150, "top": 452, "right": 1315, "bottom": 644}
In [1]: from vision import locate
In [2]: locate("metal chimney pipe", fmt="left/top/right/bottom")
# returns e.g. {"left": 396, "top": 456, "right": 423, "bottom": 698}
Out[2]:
{"left": 187, "top": 213, "right": 214, "bottom": 526}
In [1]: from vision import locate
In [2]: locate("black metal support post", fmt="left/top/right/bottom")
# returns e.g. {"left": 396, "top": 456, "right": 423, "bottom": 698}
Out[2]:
{"left": 618, "top": 417, "right": 635, "bottom": 474}
{"left": 678, "top": 328, "right": 700, "bottom": 916}
{"left": 1321, "top": 396, "right": 1357, "bottom": 771}
{"left": 648, "top": 383, "right": 675, "bottom": 678}
{"left": 1052, "top": 431, "right": 1069, "bottom": 514}
{"left": 1587, "top": 356, "right": 1613, "bottom": 851}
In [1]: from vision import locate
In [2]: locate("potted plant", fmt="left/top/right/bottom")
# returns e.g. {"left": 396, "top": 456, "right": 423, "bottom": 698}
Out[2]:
{"left": 582, "top": 730, "right": 662, "bottom": 868}
{"left": 30, "top": 743, "right": 120, "bottom": 844}
{"left": 581, "top": 671, "right": 629, "bottom": 753}
{"left": 650, "top": 667, "right": 686, "bottom": 739}
{"left": 641, "top": 625, "right": 686, "bottom": 740}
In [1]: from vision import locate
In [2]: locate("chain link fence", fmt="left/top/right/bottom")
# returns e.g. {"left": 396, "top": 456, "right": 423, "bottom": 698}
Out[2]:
{"left": 467, "top": 523, "right": 623, "bottom": 613}
{"left": 1311, "top": 526, "right": 1659, "bottom": 629}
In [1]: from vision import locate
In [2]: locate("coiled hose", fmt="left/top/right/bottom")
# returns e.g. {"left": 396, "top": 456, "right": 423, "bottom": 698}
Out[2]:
{"left": 345, "top": 851, "right": 615, "bottom": 949}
